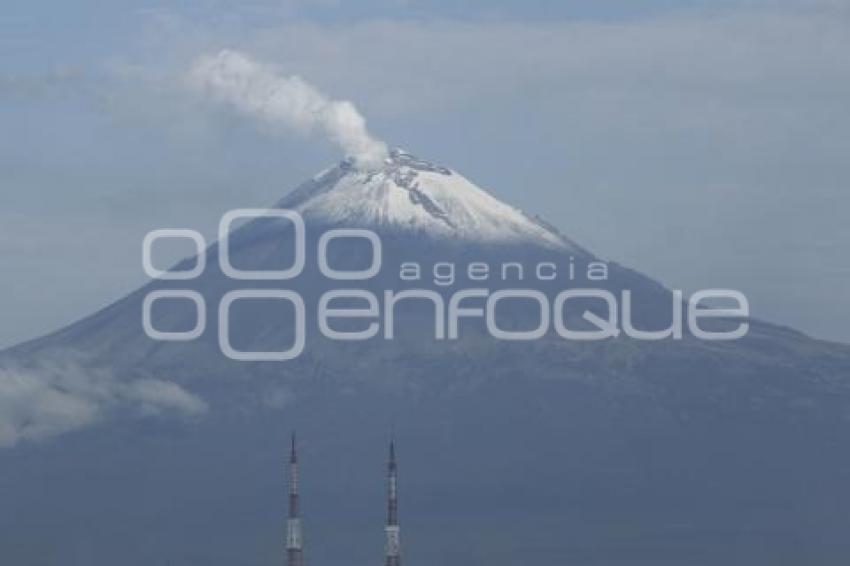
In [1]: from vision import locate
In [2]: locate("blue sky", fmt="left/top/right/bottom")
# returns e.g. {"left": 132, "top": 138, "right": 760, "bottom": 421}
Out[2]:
{"left": 1, "top": 0, "right": 849, "bottom": 346}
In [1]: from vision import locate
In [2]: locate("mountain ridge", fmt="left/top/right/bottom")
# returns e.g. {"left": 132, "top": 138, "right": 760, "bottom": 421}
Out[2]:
{"left": 3, "top": 151, "right": 850, "bottom": 564}
{"left": 3, "top": 149, "right": 847, "bottom": 394}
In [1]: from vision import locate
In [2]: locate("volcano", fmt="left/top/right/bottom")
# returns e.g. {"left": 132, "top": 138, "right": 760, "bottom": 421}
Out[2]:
{"left": 2, "top": 150, "right": 850, "bottom": 565}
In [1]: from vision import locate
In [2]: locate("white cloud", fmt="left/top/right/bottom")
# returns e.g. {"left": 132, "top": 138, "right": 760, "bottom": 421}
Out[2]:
{"left": 0, "top": 369, "right": 100, "bottom": 447}
{"left": 123, "top": 378, "right": 209, "bottom": 417}
{"left": 0, "top": 361, "right": 208, "bottom": 448}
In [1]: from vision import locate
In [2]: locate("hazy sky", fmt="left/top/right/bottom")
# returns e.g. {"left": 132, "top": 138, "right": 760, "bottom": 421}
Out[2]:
{"left": 1, "top": 0, "right": 848, "bottom": 347}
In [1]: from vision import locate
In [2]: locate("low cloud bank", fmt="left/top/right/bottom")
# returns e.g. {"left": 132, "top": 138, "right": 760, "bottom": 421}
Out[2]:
{"left": 0, "top": 361, "right": 208, "bottom": 448}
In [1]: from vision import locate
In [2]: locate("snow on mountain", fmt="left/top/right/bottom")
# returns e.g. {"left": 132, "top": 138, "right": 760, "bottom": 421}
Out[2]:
{"left": 277, "top": 149, "right": 584, "bottom": 251}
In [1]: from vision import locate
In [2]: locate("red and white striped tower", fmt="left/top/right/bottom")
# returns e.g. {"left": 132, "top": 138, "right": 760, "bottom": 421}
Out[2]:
{"left": 286, "top": 433, "right": 304, "bottom": 566}
{"left": 384, "top": 440, "right": 401, "bottom": 566}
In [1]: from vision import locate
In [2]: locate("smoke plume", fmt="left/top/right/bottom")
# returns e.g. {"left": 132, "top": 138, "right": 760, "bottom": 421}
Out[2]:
{"left": 188, "top": 49, "right": 388, "bottom": 169}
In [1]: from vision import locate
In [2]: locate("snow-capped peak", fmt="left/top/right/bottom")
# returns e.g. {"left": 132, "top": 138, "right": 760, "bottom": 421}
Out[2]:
{"left": 278, "top": 149, "right": 582, "bottom": 251}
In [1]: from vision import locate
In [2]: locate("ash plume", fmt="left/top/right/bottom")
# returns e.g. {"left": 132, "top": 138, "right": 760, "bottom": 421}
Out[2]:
{"left": 188, "top": 49, "right": 388, "bottom": 169}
